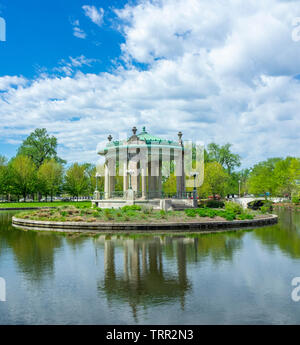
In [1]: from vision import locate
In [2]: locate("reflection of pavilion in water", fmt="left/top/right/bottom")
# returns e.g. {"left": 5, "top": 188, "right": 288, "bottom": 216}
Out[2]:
{"left": 95, "top": 236, "right": 193, "bottom": 319}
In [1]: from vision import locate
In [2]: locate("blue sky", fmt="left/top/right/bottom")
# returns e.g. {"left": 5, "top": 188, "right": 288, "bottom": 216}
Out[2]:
{"left": 0, "top": 0, "right": 300, "bottom": 168}
{"left": 0, "top": 0, "right": 125, "bottom": 77}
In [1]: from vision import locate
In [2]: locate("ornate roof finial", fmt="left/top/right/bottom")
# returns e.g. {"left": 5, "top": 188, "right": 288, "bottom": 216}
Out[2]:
{"left": 108, "top": 134, "right": 113, "bottom": 142}
{"left": 132, "top": 126, "right": 137, "bottom": 135}
{"left": 142, "top": 126, "right": 146, "bottom": 132}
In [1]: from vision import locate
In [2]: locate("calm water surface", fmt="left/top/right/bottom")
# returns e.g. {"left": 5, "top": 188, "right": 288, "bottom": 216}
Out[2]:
{"left": 0, "top": 209, "right": 300, "bottom": 324}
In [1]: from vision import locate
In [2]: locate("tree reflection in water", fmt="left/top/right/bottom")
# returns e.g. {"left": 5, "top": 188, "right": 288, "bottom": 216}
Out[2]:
{"left": 253, "top": 208, "right": 300, "bottom": 259}
{"left": 0, "top": 211, "right": 63, "bottom": 283}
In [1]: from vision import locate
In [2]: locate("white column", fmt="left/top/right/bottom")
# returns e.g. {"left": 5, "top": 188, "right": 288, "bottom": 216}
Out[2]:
{"left": 104, "top": 163, "right": 109, "bottom": 199}
{"left": 158, "top": 157, "right": 162, "bottom": 197}
{"left": 182, "top": 149, "right": 185, "bottom": 194}
{"left": 142, "top": 167, "right": 147, "bottom": 199}
{"left": 150, "top": 148, "right": 160, "bottom": 198}
{"left": 109, "top": 175, "right": 115, "bottom": 198}
{"left": 148, "top": 162, "right": 154, "bottom": 198}
{"left": 123, "top": 161, "right": 128, "bottom": 192}
{"left": 176, "top": 150, "right": 184, "bottom": 198}
{"left": 152, "top": 162, "right": 159, "bottom": 198}
{"left": 106, "top": 157, "right": 116, "bottom": 198}
{"left": 129, "top": 159, "right": 139, "bottom": 193}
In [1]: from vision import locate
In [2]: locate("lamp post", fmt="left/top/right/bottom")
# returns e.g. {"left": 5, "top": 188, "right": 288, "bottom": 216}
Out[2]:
{"left": 190, "top": 172, "right": 199, "bottom": 207}
{"left": 190, "top": 172, "right": 199, "bottom": 191}
{"left": 238, "top": 179, "right": 241, "bottom": 198}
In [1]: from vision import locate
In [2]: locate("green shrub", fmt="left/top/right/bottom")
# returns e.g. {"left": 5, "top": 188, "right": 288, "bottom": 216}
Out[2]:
{"left": 195, "top": 208, "right": 216, "bottom": 218}
{"left": 122, "top": 205, "right": 142, "bottom": 212}
{"left": 205, "top": 200, "right": 225, "bottom": 208}
{"left": 260, "top": 206, "right": 269, "bottom": 214}
{"left": 195, "top": 207, "right": 237, "bottom": 220}
{"left": 185, "top": 209, "right": 197, "bottom": 217}
{"left": 104, "top": 209, "right": 114, "bottom": 220}
{"left": 60, "top": 211, "right": 67, "bottom": 217}
{"left": 208, "top": 210, "right": 217, "bottom": 218}
{"left": 223, "top": 212, "right": 236, "bottom": 221}
{"left": 196, "top": 209, "right": 207, "bottom": 217}
{"left": 292, "top": 196, "right": 300, "bottom": 204}
{"left": 225, "top": 202, "right": 243, "bottom": 215}
{"left": 237, "top": 213, "right": 254, "bottom": 220}
{"left": 76, "top": 204, "right": 89, "bottom": 209}
{"left": 125, "top": 211, "right": 137, "bottom": 217}
{"left": 159, "top": 210, "right": 167, "bottom": 218}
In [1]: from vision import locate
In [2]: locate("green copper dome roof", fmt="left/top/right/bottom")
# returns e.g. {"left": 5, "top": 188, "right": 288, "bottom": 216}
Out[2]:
{"left": 136, "top": 126, "right": 174, "bottom": 144}
{"left": 98, "top": 127, "right": 182, "bottom": 155}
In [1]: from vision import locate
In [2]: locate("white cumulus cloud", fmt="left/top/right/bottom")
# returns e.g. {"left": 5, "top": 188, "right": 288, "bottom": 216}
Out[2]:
{"left": 1, "top": 0, "right": 300, "bottom": 168}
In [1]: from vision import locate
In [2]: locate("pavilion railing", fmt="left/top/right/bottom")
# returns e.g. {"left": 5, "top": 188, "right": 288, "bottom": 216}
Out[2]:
{"left": 100, "top": 191, "right": 193, "bottom": 199}
{"left": 111, "top": 191, "right": 125, "bottom": 198}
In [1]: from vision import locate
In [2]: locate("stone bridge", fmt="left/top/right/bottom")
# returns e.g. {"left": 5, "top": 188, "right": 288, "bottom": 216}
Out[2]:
{"left": 232, "top": 197, "right": 287, "bottom": 209}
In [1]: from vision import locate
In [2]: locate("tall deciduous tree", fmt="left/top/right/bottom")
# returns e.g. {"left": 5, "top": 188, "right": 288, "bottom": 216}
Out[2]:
{"left": 38, "top": 159, "right": 64, "bottom": 201}
{"left": 207, "top": 143, "right": 241, "bottom": 174}
{"left": 64, "top": 163, "right": 89, "bottom": 199}
{"left": 82, "top": 163, "right": 105, "bottom": 194}
{"left": 0, "top": 155, "right": 6, "bottom": 166}
{"left": 18, "top": 128, "right": 66, "bottom": 168}
{"left": 273, "top": 157, "right": 300, "bottom": 197}
{"left": 0, "top": 156, "right": 9, "bottom": 197}
{"left": 225, "top": 169, "right": 250, "bottom": 196}
{"left": 199, "top": 162, "right": 229, "bottom": 198}
{"left": 162, "top": 173, "right": 177, "bottom": 195}
{"left": 9, "top": 155, "right": 37, "bottom": 201}
{"left": 248, "top": 158, "right": 281, "bottom": 196}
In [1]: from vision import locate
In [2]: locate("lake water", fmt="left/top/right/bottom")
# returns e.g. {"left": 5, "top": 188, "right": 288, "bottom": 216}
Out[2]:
{"left": 0, "top": 208, "right": 300, "bottom": 325}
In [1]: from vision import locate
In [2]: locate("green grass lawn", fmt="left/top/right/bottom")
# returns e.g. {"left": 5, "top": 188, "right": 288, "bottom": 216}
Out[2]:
{"left": 0, "top": 201, "right": 92, "bottom": 209}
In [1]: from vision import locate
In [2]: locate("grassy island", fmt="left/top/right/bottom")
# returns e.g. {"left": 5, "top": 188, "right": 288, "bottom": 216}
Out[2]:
{"left": 15, "top": 202, "right": 266, "bottom": 224}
